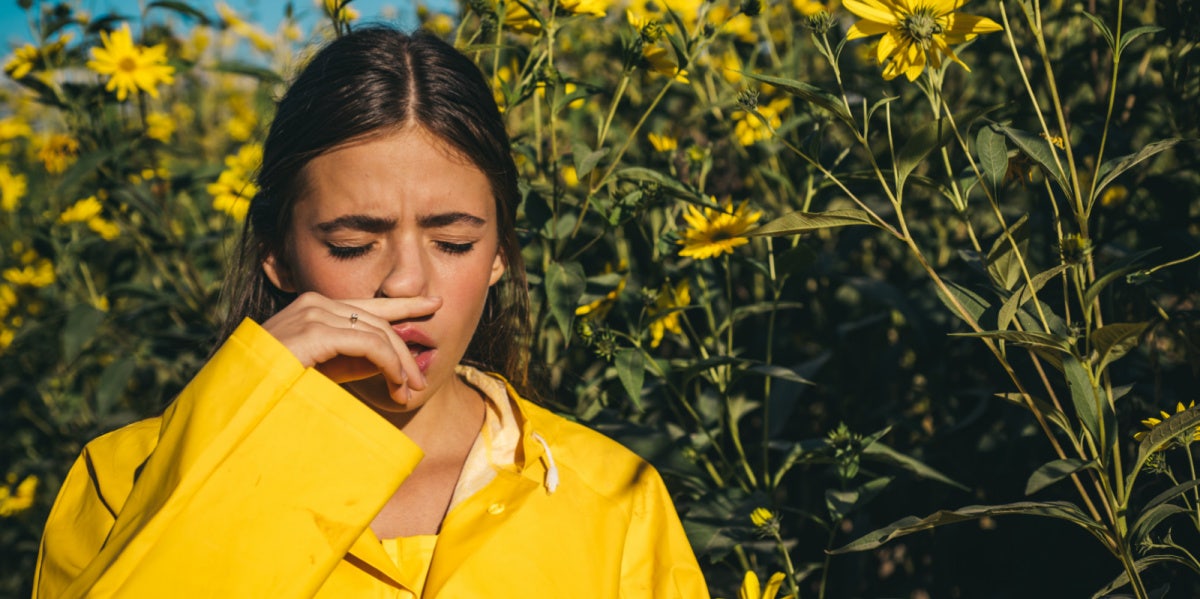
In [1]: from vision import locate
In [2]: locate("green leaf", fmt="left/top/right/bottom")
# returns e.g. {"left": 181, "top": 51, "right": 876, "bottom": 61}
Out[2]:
{"left": 866, "top": 96, "right": 899, "bottom": 123}
{"left": 831, "top": 501, "right": 1108, "bottom": 554}
{"left": 213, "top": 60, "right": 283, "bottom": 84}
{"left": 1142, "top": 478, "right": 1200, "bottom": 515}
{"left": 1025, "top": 458, "right": 1095, "bottom": 496}
{"left": 1092, "top": 555, "right": 1198, "bottom": 598}
{"left": 147, "top": 0, "right": 212, "bottom": 23}
{"left": 738, "top": 71, "right": 854, "bottom": 127}
{"left": 992, "top": 124, "right": 1069, "bottom": 193}
{"left": 544, "top": 261, "right": 586, "bottom": 341}
{"left": 936, "top": 280, "right": 991, "bottom": 324}
{"left": 1091, "top": 322, "right": 1149, "bottom": 374}
{"left": 1132, "top": 405, "right": 1200, "bottom": 479}
{"left": 895, "top": 104, "right": 1002, "bottom": 189}
{"left": 61, "top": 305, "right": 106, "bottom": 364}
{"left": 614, "top": 167, "right": 698, "bottom": 199}
{"left": 772, "top": 438, "right": 831, "bottom": 487}
{"left": 997, "top": 264, "right": 1068, "bottom": 331}
{"left": 1117, "top": 25, "right": 1164, "bottom": 55}
{"left": 1064, "top": 354, "right": 1102, "bottom": 448}
{"left": 996, "top": 393, "right": 1077, "bottom": 442}
{"left": 744, "top": 362, "right": 816, "bottom": 385}
{"left": 1092, "top": 139, "right": 1180, "bottom": 203}
{"left": 862, "top": 442, "right": 968, "bottom": 490}
{"left": 985, "top": 214, "right": 1030, "bottom": 291}
{"left": 1083, "top": 248, "right": 1159, "bottom": 307}
{"left": 826, "top": 477, "right": 892, "bottom": 521}
{"left": 614, "top": 348, "right": 645, "bottom": 410}
{"left": 1076, "top": 10, "right": 1114, "bottom": 50}
{"left": 1130, "top": 504, "right": 1190, "bottom": 548}
{"left": 748, "top": 209, "right": 879, "bottom": 237}
{"left": 952, "top": 330, "right": 1071, "bottom": 354}
{"left": 573, "top": 144, "right": 609, "bottom": 178}
{"left": 976, "top": 125, "right": 1008, "bottom": 191}
{"left": 95, "top": 356, "right": 136, "bottom": 416}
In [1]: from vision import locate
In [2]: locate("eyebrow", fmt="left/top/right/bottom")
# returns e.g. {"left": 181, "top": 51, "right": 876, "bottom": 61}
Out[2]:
{"left": 416, "top": 211, "right": 487, "bottom": 229}
{"left": 314, "top": 211, "right": 487, "bottom": 234}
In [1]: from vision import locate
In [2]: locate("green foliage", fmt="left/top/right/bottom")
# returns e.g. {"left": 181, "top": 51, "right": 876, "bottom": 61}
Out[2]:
{"left": 2, "top": 0, "right": 1200, "bottom": 597}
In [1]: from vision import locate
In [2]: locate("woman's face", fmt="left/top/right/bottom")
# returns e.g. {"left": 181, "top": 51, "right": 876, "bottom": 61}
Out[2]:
{"left": 264, "top": 126, "right": 504, "bottom": 414}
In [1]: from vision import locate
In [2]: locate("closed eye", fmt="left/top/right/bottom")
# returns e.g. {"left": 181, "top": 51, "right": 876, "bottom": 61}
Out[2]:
{"left": 437, "top": 241, "right": 475, "bottom": 255}
{"left": 327, "top": 242, "right": 374, "bottom": 260}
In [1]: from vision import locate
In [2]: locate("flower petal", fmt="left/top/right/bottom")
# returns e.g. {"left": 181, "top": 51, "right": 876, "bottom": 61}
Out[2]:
{"left": 847, "top": 19, "right": 894, "bottom": 40}
{"left": 739, "top": 571, "right": 761, "bottom": 599}
{"left": 843, "top": 0, "right": 900, "bottom": 26}
{"left": 944, "top": 12, "right": 1003, "bottom": 36}
{"left": 877, "top": 30, "right": 902, "bottom": 64}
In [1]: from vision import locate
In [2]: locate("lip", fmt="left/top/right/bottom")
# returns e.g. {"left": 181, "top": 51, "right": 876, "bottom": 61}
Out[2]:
{"left": 392, "top": 324, "right": 437, "bottom": 374}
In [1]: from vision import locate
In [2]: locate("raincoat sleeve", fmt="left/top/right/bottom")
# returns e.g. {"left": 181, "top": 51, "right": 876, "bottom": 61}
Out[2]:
{"left": 34, "top": 318, "right": 423, "bottom": 599}
{"left": 619, "top": 466, "right": 710, "bottom": 598}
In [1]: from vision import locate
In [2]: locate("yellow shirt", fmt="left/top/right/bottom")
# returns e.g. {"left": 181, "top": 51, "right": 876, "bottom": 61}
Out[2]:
{"left": 34, "top": 319, "right": 710, "bottom": 598}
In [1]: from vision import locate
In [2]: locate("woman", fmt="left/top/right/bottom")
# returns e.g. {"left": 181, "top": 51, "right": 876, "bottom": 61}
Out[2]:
{"left": 34, "top": 27, "right": 708, "bottom": 598}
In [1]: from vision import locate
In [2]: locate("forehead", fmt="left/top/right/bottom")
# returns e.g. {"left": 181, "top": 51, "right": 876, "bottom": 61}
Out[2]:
{"left": 293, "top": 127, "right": 495, "bottom": 221}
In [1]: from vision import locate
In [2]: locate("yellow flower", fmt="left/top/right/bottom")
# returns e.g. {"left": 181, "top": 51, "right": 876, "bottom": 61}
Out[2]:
{"left": 88, "top": 217, "right": 121, "bottom": 240}
{"left": 0, "top": 116, "right": 33, "bottom": 154}
{"left": 738, "top": 570, "right": 793, "bottom": 599}
{"left": 59, "top": 196, "right": 104, "bottom": 223}
{"left": 1040, "top": 132, "right": 1066, "bottom": 149}
{"left": 4, "top": 44, "right": 39, "bottom": 79}
{"left": 794, "top": 0, "right": 838, "bottom": 16}
{"left": 733, "top": 97, "right": 790, "bottom": 146}
{"left": 648, "top": 132, "right": 678, "bottom": 153}
{"left": 422, "top": 12, "right": 455, "bottom": 36}
{"left": 647, "top": 279, "right": 689, "bottom": 348}
{"left": 503, "top": 1, "right": 542, "bottom": 36}
{"left": 87, "top": 24, "right": 175, "bottom": 101}
{"left": 576, "top": 276, "right": 626, "bottom": 319}
{"left": 145, "top": 111, "right": 176, "bottom": 142}
{"left": 0, "top": 474, "right": 39, "bottom": 517}
{"left": 37, "top": 133, "right": 80, "bottom": 174}
{"left": 626, "top": 0, "right": 703, "bottom": 32}
{"left": 1134, "top": 401, "right": 1200, "bottom": 443}
{"left": 708, "top": 5, "right": 756, "bottom": 42}
{"left": 0, "top": 284, "right": 16, "bottom": 320}
{"left": 208, "top": 143, "right": 262, "bottom": 221}
{"left": 750, "top": 507, "right": 775, "bottom": 528}
{"left": 0, "top": 326, "right": 12, "bottom": 352}
{"left": 1100, "top": 184, "right": 1128, "bottom": 208}
{"left": 561, "top": 0, "right": 611, "bottom": 18}
{"left": 226, "top": 94, "right": 258, "bottom": 141}
{"left": 562, "top": 165, "right": 580, "bottom": 187}
{"left": 677, "top": 199, "right": 763, "bottom": 260}
{"left": 218, "top": 3, "right": 275, "bottom": 52}
{"left": 323, "top": 0, "right": 360, "bottom": 23}
{"left": 844, "top": 0, "right": 1002, "bottom": 81}
{"left": 3, "top": 258, "right": 55, "bottom": 288}
{"left": 0, "top": 165, "right": 27, "bottom": 211}
{"left": 642, "top": 45, "right": 688, "bottom": 82}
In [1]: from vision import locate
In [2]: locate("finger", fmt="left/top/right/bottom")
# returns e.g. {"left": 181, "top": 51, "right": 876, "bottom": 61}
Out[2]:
{"left": 341, "top": 296, "right": 443, "bottom": 323}
{"left": 337, "top": 308, "right": 427, "bottom": 390}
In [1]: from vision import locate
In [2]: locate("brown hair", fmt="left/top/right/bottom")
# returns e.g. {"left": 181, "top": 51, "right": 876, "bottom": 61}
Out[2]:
{"left": 217, "top": 26, "right": 531, "bottom": 391}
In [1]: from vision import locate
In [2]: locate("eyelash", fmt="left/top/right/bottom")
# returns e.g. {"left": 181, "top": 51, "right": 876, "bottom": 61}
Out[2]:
{"left": 325, "top": 241, "right": 475, "bottom": 260}
{"left": 437, "top": 241, "right": 475, "bottom": 255}
{"left": 327, "top": 243, "right": 372, "bottom": 261}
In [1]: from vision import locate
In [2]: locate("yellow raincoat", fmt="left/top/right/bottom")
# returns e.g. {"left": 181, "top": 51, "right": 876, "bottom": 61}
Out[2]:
{"left": 34, "top": 320, "right": 709, "bottom": 598}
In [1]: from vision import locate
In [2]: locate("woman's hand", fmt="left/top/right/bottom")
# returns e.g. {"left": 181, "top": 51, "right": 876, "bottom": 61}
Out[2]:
{"left": 260, "top": 292, "right": 442, "bottom": 401}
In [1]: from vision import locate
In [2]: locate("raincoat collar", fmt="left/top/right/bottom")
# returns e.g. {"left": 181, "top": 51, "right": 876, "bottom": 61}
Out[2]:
{"left": 344, "top": 367, "right": 557, "bottom": 591}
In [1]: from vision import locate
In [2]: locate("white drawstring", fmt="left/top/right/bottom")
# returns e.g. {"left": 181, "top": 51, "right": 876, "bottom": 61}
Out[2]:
{"left": 530, "top": 432, "right": 559, "bottom": 494}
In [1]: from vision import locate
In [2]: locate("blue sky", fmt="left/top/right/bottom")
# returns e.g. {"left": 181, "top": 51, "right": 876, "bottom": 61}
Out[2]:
{"left": 1, "top": 0, "right": 453, "bottom": 47}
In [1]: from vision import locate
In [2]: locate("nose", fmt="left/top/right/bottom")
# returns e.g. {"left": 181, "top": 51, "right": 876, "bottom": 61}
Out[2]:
{"left": 377, "top": 240, "right": 430, "bottom": 299}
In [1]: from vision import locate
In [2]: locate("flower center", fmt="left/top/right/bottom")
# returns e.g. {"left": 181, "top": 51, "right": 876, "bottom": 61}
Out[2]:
{"left": 901, "top": 8, "right": 942, "bottom": 47}
{"left": 118, "top": 56, "right": 138, "bottom": 73}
